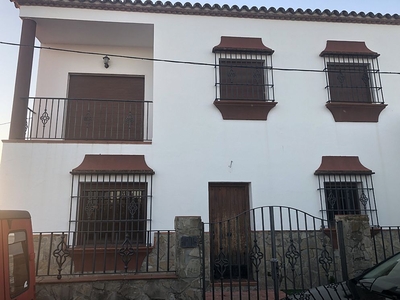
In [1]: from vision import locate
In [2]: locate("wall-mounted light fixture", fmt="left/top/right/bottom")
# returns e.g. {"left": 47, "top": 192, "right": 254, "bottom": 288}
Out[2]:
{"left": 103, "top": 55, "right": 110, "bottom": 68}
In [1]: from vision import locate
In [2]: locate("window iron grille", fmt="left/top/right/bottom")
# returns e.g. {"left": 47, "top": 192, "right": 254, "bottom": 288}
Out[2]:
{"left": 317, "top": 174, "right": 379, "bottom": 227}
{"left": 214, "top": 51, "right": 275, "bottom": 102}
{"left": 69, "top": 173, "right": 153, "bottom": 246}
{"left": 323, "top": 55, "right": 384, "bottom": 104}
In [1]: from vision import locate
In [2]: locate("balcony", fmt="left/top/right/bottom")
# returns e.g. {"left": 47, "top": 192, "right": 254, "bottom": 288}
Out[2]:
{"left": 25, "top": 97, "right": 153, "bottom": 142}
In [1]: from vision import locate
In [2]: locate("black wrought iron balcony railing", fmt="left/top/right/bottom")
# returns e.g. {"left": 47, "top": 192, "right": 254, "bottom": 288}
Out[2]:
{"left": 25, "top": 97, "right": 153, "bottom": 141}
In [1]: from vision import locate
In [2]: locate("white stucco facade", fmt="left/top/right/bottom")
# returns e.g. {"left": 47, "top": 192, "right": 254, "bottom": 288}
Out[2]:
{"left": 1, "top": 2, "right": 400, "bottom": 231}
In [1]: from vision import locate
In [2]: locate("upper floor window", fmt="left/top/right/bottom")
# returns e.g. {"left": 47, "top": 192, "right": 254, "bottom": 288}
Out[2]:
{"left": 212, "top": 36, "right": 277, "bottom": 120}
{"left": 327, "top": 63, "right": 372, "bottom": 103}
{"left": 315, "top": 156, "right": 379, "bottom": 227}
{"left": 218, "top": 57, "right": 267, "bottom": 101}
{"left": 320, "top": 41, "right": 386, "bottom": 122}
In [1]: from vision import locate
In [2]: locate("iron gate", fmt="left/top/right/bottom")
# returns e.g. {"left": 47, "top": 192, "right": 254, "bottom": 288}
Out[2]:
{"left": 201, "top": 206, "right": 345, "bottom": 300}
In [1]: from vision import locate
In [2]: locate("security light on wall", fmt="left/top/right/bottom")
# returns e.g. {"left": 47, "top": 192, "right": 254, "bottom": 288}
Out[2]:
{"left": 103, "top": 55, "right": 110, "bottom": 68}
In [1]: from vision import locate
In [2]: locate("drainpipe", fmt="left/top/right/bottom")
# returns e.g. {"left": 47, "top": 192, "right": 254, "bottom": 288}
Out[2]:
{"left": 9, "top": 18, "right": 36, "bottom": 139}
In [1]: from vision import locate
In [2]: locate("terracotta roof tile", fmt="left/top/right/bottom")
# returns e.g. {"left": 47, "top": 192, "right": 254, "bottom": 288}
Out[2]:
{"left": 11, "top": 0, "right": 400, "bottom": 25}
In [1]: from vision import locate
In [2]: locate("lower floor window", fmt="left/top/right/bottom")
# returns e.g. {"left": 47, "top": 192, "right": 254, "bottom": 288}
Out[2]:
{"left": 77, "top": 182, "right": 147, "bottom": 245}
{"left": 324, "top": 182, "right": 361, "bottom": 225}
{"left": 315, "top": 156, "right": 379, "bottom": 227}
{"left": 317, "top": 174, "right": 378, "bottom": 227}
{"left": 70, "top": 172, "right": 153, "bottom": 247}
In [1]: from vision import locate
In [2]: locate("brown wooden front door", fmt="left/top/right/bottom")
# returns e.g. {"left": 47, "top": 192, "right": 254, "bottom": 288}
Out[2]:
{"left": 208, "top": 182, "right": 251, "bottom": 279}
{"left": 65, "top": 74, "right": 145, "bottom": 141}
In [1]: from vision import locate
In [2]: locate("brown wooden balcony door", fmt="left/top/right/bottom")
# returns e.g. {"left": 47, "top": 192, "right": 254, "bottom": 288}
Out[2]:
{"left": 65, "top": 74, "right": 145, "bottom": 141}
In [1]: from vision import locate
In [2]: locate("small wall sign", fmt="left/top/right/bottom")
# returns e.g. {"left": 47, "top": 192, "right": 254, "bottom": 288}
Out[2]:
{"left": 180, "top": 236, "right": 198, "bottom": 248}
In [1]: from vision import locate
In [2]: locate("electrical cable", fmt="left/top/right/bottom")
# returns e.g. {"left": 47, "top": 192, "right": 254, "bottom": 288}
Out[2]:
{"left": 2, "top": 41, "right": 400, "bottom": 75}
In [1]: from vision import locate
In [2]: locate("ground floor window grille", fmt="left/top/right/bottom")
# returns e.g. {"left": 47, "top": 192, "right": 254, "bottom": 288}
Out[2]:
{"left": 317, "top": 174, "right": 378, "bottom": 227}
{"left": 70, "top": 174, "right": 152, "bottom": 246}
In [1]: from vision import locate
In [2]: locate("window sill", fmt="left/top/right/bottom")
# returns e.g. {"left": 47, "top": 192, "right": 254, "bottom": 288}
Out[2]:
{"left": 326, "top": 102, "right": 387, "bottom": 122}
{"left": 213, "top": 100, "right": 277, "bottom": 120}
{"left": 72, "top": 246, "right": 152, "bottom": 272}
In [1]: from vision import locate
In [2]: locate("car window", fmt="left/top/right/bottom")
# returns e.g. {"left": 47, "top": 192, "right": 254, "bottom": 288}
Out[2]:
{"left": 362, "top": 253, "right": 400, "bottom": 280}
{"left": 8, "top": 231, "right": 30, "bottom": 298}
{"left": 388, "top": 259, "right": 400, "bottom": 277}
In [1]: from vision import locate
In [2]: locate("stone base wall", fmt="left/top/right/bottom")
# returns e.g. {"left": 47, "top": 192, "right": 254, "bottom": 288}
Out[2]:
{"left": 36, "top": 278, "right": 187, "bottom": 300}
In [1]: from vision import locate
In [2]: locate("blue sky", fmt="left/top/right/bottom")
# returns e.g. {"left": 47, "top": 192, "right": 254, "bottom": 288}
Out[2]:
{"left": 0, "top": 0, "right": 399, "bottom": 160}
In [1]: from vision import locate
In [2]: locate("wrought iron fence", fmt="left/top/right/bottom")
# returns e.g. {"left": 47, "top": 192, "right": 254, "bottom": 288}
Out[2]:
{"left": 25, "top": 97, "right": 153, "bottom": 141}
{"left": 371, "top": 226, "right": 400, "bottom": 264}
{"left": 33, "top": 230, "right": 175, "bottom": 279}
{"left": 202, "top": 206, "right": 341, "bottom": 300}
